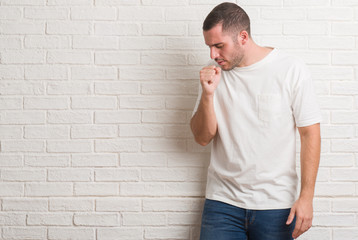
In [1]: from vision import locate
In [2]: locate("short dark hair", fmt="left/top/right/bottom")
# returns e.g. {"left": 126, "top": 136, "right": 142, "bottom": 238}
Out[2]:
{"left": 203, "top": 2, "right": 251, "bottom": 37}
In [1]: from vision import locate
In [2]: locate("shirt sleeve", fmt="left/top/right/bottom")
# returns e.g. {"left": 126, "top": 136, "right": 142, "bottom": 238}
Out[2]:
{"left": 291, "top": 62, "right": 322, "bottom": 127}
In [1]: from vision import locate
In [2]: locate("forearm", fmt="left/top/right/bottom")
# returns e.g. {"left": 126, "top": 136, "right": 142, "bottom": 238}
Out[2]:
{"left": 299, "top": 123, "right": 321, "bottom": 200}
{"left": 190, "top": 94, "right": 218, "bottom": 146}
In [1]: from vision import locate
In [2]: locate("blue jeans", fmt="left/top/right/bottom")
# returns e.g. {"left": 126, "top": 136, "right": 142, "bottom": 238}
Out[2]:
{"left": 200, "top": 199, "right": 295, "bottom": 240}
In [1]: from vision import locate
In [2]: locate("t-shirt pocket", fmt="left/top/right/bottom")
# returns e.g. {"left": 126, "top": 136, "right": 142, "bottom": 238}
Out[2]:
{"left": 257, "top": 94, "right": 282, "bottom": 122}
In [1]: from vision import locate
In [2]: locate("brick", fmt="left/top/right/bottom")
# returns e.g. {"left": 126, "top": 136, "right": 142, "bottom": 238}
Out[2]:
{"left": 287, "top": 51, "right": 330, "bottom": 65}
{"left": 309, "top": 37, "right": 355, "bottom": 50}
{"left": 166, "top": 7, "right": 210, "bottom": 21}
{"left": 168, "top": 213, "right": 201, "bottom": 225}
{"left": 74, "top": 183, "right": 119, "bottom": 196}
{"left": 95, "top": 169, "right": 139, "bottom": 181}
{"left": 50, "top": 198, "right": 93, "bottom": 211}
{"left": 0, "top": 155, "right": 23, "bottom": 167}
{"left": 47, "top": 50, "right": 92, "bottom": 64}
{"left": 142, "top": 52, "right": 186, "bottom": 66}
{"left": 166, "top": 37, "right": 205, "bottom": 50}
{"left": 315, "top": 183, "right": 355, "bottom": 196}
{"left": 74, "top": 213, "right": 119, "bottom": 226}
{"left": 71, "top": 125, "right": 117, "bottom": 139}
{"left": 120, "top": 183, "right": 165, "bottom": 196}
{"left": 73, "top": 36, "right": 118, "bottom": 49}
{"left": 0, "top": 36, "right": 22, "bottom": 49}
{"left": 95, "top": 0, "right": 140, "bottom": 5}
{"left": 47, "top": 111, "right": 92, "bottom": 124}
{"left": 188, "top": 52, "right": 210, "bottom": 65}
{"left": 123, "top": 213, "right": 166, "bottom": 226}
{"left": 142, "top": 110, "right": 187, "bottom": 123}
{"left": 0, "top": 213, "right": 26, "bottom": 226}
{"left": 48, "top": 82, "right": 93, "bottom": 95}
{"left": 142, "top": 139, "right": 186, "bottom": 152}
{"left": 261, "top": 36, "right": 307, "bottom": 49}
{"left": 333, "top": 229, "right": 358, "bottom": 240}
{"left": 142, "top": 82, "right": 198, "bottom": 96}
{"left": 46, "top": 21, "right": 91, "bottom": 35}
{"left": 142, "top": 23, "right": 185, "bottom": 36}
{"left": 119, "top": 124, "right": 164, "bottom": 137}
{"left": 143, "top": 0, "right": 186, "bottom": 5}
{"left": 251, "top": 22, "right": 282, "bottom": 35}
{"left": 332, "top": 23, "right": 358, "bottom": 36}
{"left": 25, "top": 154, "right": 69, "bottom": 167}
{"left": 0, "top": 22, "right": 45, "bottom": 34}
{"left": 95, "top": 23, "right": 139, "bottom": 36}
{"left": 166, "top": 97, "right": 197, "bottom": 110}
{"left": 1, "top": 0, "right": 45, "bottom": 5}
{"left": 1, "top": 50, "right": 45, "bottom": 64}
{"left": 119, "top": 96, "right": 164, "bottom": 109}
{"left": 97, "top": 228, "right": 143, "bottom": 240}
{"left": 308, "top": 8, "right": 353, "bottom": 20}
{"left": 48, "top": 228, "right": 94, "bottom": 240}
{"left": 71, "top": 96, "right": 117, "bottom": 109}
{"left": 332, "top": 111, "right": 358, "bottom": 124}
{"left": 1, "top": 140, "right": 45, "bottom": 152}
{"left": 144, "top": 227, "right": 190, "bottom": 239}
{"left": 95, "top": 111, "right": 141, "bottom": 124}
{"left": 47, "top": 140, "right": 92, "bottom": 153}
{"left": 2, "top": 227, "right": 46, "bottom": 239}
{"left": 298, "top": 228, "right": 331, "bottom": 240}
{"left": 24, "top": 97, "right": 68, "bottom": 110}
{"left": 95, "top": 139, "right": 140, "bottom": 152}
{"left": 332, "top": 81, "right": 358, "bottom": 95}
{"left": 284, "top": 0, "right": 329, "bottom": 6}
{"left": 71, "top": 66, "right": 117, "bottom": 80}
{"left": 0, "top": 66, "right": 24, "bottom": 80}
{"left": 332, "top": 0, "right": 358, "bottom": 6}
{"left": 332, "top": 199, "right": 358, "bottom": 212}
{"left": 0, "top": 82, "right": 45, "bottom": 95}
{"left": 188, "top": 22, "right": 202, "bottom": 36}
{"left": 284, "top": 22, "right": 328, "bottom": 35}
{"left": 166, "top": 182, "right": 205, "bottom": 197}
{"left": 2, "top": 198, "right": 47, "bottom": 211}
{"left": 48, "top": 169, "right": 93, "bottom": 182}
{"left": 143, "top": 198, "right": 203, "bottom": 212}
{"left": 167, "top": 67, "right": 201, "bottom": 80}
{"left": 118, "top": 7, "right": 163, "bottom": 21}
{"left": 24, "top": 7, "right": 68, "bottom": 19}
{"left": 47, "top": 0, "right": 92, "bottom": 5}
{"left": 332, "top": 169, "right": 358, "bottom": 181}
{"left": 1, "top": 169, "right": 46, "bottom": 181}
{"left": 313, "top": 213, "right": 355, "bottom": 227}
{"left": 320, "top": 154, "right": 354, "bottom": 167}
{"left": 0, "top": 183, "right": 23, "bottom": 197}
{"left": 120, "top": 153, "right": 166, "bottom": 167}
{"left": 27, "top": 213, "right": 72, "bottom": 226}
{"left": 0, "top": 97, "right": 22, "bottom": 110}
{"left": 96, "top": 198, "right": 141, "bottom": 212}
{"left": 313, "top": 198, "right": 330, "bottom": 212}
{"left": 332, "top": 139, "right": 358, "bottom": 152}
{"left": 95, "top": 82, "right": 139, "bottom": 95}
{"left": 261, "top": 8, "right": 305, "bottom": 20}
{"left": 167, "top": 153, "right": 210, "bottom": 167}
{"left": 309, "top": 67, "right": 354, "bottom": 81}
{"left": 71, "top": 7, "right": 116, "bottom": 20}
{"left": 0, "top": 7, "right": 22, "bottom": 19}
{"left": 120, "top": 37, "right": 164, "bottom": 50}
{"left": 333, "top": 52, "right": 358, "bottom": 65}
{"left": 25, "top": 35, "right": 70, "bottom": 49}
{"left": 72, "top": 154, "right": 118, "bottom": 167}
{"left": 25, "top": 65, "right": 68, "bottom": 80}
{"left": 120, "top": 67, "right": 164, "bottom": 80}
{"left": 142, "top": 168, "right": 188, "bottom": 182}
{"left": 95, "top": 51, "right": 139, "bottom": 65}
{"left": 25, "top": 183, "right": 73, "bottom": 197}
{"left": 318, "top": 96, "right": 353, "bottom": 110}
{"left": 321, "top": 125, "right": 354, "bottom": 138}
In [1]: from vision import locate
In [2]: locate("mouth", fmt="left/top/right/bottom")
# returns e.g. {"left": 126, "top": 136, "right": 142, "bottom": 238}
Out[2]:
{"left": 216, "top": 59, "right": 226, "bottom": 65}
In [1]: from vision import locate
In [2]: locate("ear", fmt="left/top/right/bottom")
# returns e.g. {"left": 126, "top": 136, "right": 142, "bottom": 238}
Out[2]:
{"left": 238, "top": 30, "right": 249, "bottom": 45}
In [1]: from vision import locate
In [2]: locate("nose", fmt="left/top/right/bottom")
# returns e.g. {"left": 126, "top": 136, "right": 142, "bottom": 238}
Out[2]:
{"left": 210, "top": 47, "right": 219, "bottom": 59}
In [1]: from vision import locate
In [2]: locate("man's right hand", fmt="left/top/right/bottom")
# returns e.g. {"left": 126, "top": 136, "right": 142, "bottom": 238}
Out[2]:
{"left": 200, "top": 65, "right": 221, "bottom": 96}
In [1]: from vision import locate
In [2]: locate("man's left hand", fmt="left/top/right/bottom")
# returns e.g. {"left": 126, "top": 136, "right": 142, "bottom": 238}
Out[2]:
{"left": 286, "top": 197, "right": 313, "bottom": 239}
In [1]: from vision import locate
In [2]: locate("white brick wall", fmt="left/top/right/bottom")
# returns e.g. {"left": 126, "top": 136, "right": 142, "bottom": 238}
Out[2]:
{"left": 0, "top": 0, "right": 357, "bottom": 239}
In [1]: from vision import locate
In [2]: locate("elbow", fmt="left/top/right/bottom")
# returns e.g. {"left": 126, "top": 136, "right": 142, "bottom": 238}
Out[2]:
{"left": 195, "top": 137, "right": 211, "bottom": 146}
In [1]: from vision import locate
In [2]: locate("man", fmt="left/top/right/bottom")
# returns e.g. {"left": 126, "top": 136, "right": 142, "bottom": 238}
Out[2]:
{"left": 190, "top": 2, "right": 321, "bottom": 240}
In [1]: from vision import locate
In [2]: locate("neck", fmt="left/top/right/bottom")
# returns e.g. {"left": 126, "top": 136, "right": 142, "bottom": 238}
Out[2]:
{"left": 239, "top": 40, "right": 273, "bottom": 67}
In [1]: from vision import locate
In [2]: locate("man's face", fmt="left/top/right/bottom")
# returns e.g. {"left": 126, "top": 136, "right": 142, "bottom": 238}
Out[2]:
{"left": 203, "top": 24, "right": 244, "bottom": 71}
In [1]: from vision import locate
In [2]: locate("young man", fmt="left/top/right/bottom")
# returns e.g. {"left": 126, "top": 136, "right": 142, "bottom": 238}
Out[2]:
{"left": 190, "top": 3, "right": 321, "bottom": 240}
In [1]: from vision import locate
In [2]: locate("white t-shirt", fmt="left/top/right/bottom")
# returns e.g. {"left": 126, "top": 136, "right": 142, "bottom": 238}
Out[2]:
{"left": 192, "top": 48, "right": 322, "bottom": 210}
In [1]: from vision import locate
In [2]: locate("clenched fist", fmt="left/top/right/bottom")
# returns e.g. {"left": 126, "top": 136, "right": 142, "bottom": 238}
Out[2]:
{"left": 200, "top": 65, "right": 221, "bottom": 96}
